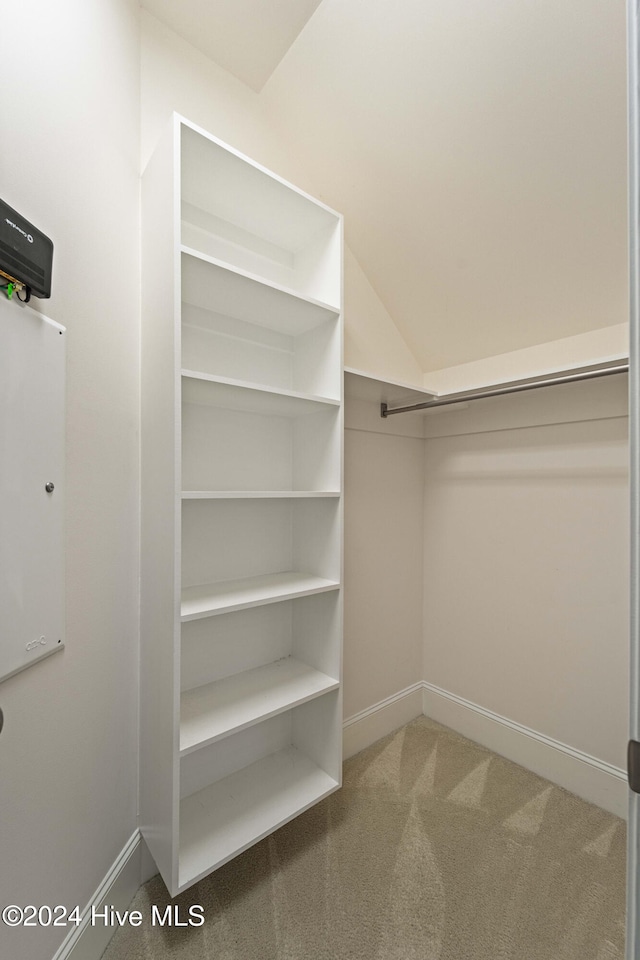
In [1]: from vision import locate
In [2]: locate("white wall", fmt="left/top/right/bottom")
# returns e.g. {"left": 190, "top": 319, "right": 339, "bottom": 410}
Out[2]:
{"left": 141, "top": 10, "right": 287, "bottom": 174}
{"left": 344, "top": 399, "right": 424, "bottom": 719}
{"left": 344, "top": 248, "right": 424, "bottom": 385}
{"left": 421, "top": 332, "right": 630, "bottom": 797}
{"left": 0, "top": 3, "right": 140, "bottom": 959}
{"left": 422, "top": 376, "right": 629, "bottom": 771}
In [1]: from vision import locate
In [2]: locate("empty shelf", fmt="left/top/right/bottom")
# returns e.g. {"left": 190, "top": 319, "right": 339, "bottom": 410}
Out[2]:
{"left": 181, "top": 572, "right": 340, "bottom": 620}
{"left": 181, "top": 246, "right": 340, "bottom": 332}
{"left": 179, "top": 746, "right": 339, "bottom": 890}
{"left": 182, "top": 370, "right": 340, "bottom": 416}
{"left": 180, "top": 657, "right": 339, "bottom": 755}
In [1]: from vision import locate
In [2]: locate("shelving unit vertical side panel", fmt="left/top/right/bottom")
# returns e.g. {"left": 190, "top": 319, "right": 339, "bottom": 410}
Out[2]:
{"left": 337, "top": 214, "right": 345, "bottom": 782}
{"left": 295, "top": 213, "right": 344, "bottom": 785}
{"left": 140, "top": 115, "right": 181, "bottom": 893}
{"left": 293, "top": 690, "right": 343, "bottom": 785}
{"left": 295, "top": 218, "right": 342, "bottom": 307}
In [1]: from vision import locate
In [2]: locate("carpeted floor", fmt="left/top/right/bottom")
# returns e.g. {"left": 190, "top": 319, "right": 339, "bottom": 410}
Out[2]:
{"left": 102, "top": 717, "right": 626, "bottom": 960}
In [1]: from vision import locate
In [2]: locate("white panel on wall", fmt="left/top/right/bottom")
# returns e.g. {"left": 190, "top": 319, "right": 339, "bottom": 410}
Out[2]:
{"left": 0, "top": 296, "right": 65, "bottom": 682}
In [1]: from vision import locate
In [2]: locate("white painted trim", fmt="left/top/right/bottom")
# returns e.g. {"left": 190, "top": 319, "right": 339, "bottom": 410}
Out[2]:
{"left": 422, "top": 681, "right": 628, "bottom": 819}
{"left": 342, "top": 681, "right": 628, "bottom": 817}
{"left": 51, "top": 681, "right": 627, "bottom": 960}
{"left": 343, "top": 683, "right": 423, "bottom": 759}
{"left": 51, "top": 831, "right": 142, "bottom": 960}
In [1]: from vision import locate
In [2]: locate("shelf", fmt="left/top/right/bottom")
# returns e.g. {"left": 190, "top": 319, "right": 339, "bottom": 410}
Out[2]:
{"left": 181, "top": 572, "right": 340, "bottom": 621}
{"left": 181, "top": 499, "right": 340, "bottom": 589}
{"left": 179, "top": 746, "right": 339, "bottom": 890}
{"left": 180, "top": 657, "right": 339, "bottom": 755}
{"left": 181, "top": 247, "right": 340, "bottom": 332}
{"left": 180, "top": 120, "right": 340, "bottom": 304}
{"left": 182, "top": 370, "right": 340, "bottom": 416}
{"left": 344, "top": 367, "right": 437, "bottom": 405}
{"left": 180, "top": 591, "right": 341, "bottom": 695}
{"left": 181, "top": 121, "right": 339, "bottom": 254}
{"left": 182, "top": 491, "right": 341, "bottom": 499}
{"left": 181, "top": 396, "right": 341, "bottom": 491}
{"left": 181, "top": 297, "right": 341, "bottom": 398}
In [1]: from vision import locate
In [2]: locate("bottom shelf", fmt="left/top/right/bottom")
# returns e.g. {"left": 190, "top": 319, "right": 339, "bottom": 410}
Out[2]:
{"left": 179, "top": 746, "right": 339, "bottom": 890}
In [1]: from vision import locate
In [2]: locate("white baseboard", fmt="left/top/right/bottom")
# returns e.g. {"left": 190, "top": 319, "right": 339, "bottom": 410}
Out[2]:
{"left": 51, "top": 831, "right": 142, "bottom": 960}
{"left": 343, "top": 683, "right": 424, "bottom": 759}
{"left": 342, "top": 681, "right": 628, "bottom": 818}
{"left": 422, "top": 681, "right": 628, "bottom": 819}
{"left": 51, "top": 683, "right": 627, "bottom": 960}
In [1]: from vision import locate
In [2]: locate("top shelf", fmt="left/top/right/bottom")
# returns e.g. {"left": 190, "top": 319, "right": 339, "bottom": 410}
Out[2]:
{"left": 181, "top": 121, "right": 339, "bottom": 253}
{"left": 180, "top": 121, "right": 342, "bottom": 307}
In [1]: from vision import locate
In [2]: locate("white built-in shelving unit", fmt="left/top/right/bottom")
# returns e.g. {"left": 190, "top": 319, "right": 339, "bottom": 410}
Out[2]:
{"left": 141, "top": 115, "right": 343, "bottom": 896}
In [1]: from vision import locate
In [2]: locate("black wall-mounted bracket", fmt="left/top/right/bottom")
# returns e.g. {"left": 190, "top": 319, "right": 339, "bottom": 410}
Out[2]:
{"left": 629, "top": 740, "right": 640, "bottom": 793}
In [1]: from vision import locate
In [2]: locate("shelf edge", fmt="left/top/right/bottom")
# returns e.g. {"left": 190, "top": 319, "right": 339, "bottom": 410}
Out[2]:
{"left": 181, "top": 245, "right": 341, "bottom": 316}
{"left": 179, "top": 674, "right": 340, "bottom": 756}
{"left": 180, "top": 579, "right": 341, "bottom": 622}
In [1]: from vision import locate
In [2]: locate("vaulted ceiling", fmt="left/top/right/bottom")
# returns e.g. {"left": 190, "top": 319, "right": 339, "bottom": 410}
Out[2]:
{"left": 140, "top": 0, "right": 324, "bottom": 91}
{"left": 142, "top": 0, "right": 628, "bottom": 372}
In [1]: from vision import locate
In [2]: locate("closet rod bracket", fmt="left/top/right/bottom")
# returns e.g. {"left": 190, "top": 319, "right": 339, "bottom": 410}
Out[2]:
{"left": 629, "top": 740, "right": 640, "bottom": 794}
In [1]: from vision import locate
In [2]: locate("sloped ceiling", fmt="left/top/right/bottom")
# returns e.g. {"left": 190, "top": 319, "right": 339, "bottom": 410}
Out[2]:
{"left": 145, "top": 0, "right": 629, "bottom": 372}
{"left": 141, "top": 0, "right": 323, "bottom": 92}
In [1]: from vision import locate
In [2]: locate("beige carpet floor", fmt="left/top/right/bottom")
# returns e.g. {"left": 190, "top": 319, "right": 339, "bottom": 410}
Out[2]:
{"left": 102, "top": 717, "right": 626, "bottom": 960}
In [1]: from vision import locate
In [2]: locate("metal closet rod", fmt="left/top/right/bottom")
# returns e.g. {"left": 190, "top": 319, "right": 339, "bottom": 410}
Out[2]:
{"left": 380, "top": 359, "right": 630, "bottom": 418}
